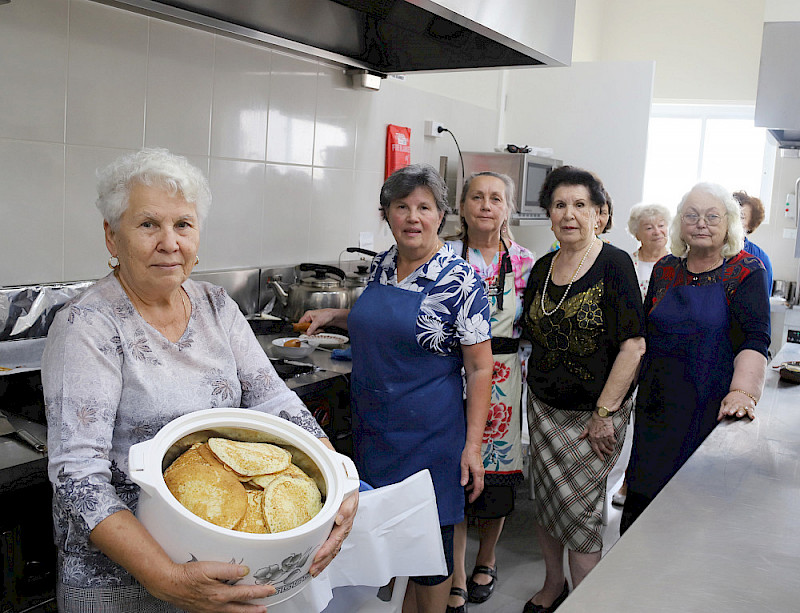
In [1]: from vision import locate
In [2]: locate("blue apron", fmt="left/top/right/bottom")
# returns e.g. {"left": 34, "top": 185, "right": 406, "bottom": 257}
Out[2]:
{"left": 628, "top": 281, "right": 734, "bottom": 499}
{"left": 348, "top": 255, "right": 466, "bottom": 526}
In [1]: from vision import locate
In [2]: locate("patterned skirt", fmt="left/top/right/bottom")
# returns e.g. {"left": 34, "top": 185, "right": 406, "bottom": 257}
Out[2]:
{"left": 527, "top": 394, "right": 632, "bottom": 553}
{"left": 58, "top": 582, "right": 181, "bottom": 613}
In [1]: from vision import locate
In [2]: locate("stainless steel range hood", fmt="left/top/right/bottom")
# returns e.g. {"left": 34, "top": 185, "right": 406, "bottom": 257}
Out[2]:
{"left": 755, "top": 21, "right": 800, "bottom": 148}
{"left": 95, "top": 0, "right": 574, "bottom": 74}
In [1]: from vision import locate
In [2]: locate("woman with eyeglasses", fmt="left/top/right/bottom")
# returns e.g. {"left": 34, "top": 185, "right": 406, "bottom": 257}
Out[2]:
{"left": 621, "top": 183, "right": 770, "bottom": 534}
{"left": 443, "top": 172, "right": 535, "bottom": 612}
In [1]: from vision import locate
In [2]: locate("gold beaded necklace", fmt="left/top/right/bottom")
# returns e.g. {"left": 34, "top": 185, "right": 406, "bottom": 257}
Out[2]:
{"left": 540, "top": 237, "right": 596, "bottom": 317}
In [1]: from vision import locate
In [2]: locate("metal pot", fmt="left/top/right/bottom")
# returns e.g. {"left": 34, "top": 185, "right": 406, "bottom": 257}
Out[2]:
{"left": 342, "top": 247, "right": 377, "bottom": 305}
{"left": 270, "top": 264, "right": 349, "bottom": 321}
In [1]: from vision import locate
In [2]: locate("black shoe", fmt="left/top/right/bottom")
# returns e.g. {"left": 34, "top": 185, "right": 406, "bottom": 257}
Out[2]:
{"left": 522, "top": 580, "right": 569, "bottom": 613}
{"left": 467, "top": 565, "right": 497, "bottom": 603}
{"left": 446, "top": 586, "right": 468, "bottom": 613}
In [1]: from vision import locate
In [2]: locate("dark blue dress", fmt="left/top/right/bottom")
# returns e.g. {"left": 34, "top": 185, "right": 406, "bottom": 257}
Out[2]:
{"left": 627, "top": 252, "right": 770, "bottom": 500}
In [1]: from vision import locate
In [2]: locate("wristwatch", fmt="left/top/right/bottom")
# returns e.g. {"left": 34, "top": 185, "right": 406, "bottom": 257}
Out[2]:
{"left": 595, "top": 406, "right": 613, "bottom": 418}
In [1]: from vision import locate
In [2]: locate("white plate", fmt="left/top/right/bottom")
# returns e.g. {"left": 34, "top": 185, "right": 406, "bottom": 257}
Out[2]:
{"left": 271, "top": 337, "right": 315, "bottom": 358}
{"left": 301, "top": 333, "right": 349, "bottom": 347}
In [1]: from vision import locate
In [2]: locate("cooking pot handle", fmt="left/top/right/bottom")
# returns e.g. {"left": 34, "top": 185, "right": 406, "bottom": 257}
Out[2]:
{"left": 298, "top": 263, "right": 346, "bottom": 280}
{"left": 330, "top": 450, "right": 361, "bottom": 497}
{"left": 128, "top": 440, "right": 158, "bottom": 495}
{"left": 346, "top": 247, "right": 378, "bottom": 257}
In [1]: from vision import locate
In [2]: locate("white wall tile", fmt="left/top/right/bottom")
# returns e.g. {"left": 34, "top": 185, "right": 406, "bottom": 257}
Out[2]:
{"left": 267, "top": 52, "right": 318, "bottom": 166}
{"left": 313, "top": 66, "right": 358, "bottom": 169}
{"left": 63, "top": 146, "right": 130, "bottom": 282}
{"left": 308, "top": 168, "right": 356, "bottom": 262}
{"left": 262, "top": 165, "right": 312, "bottom": 266}
{"left": 145, "top": 20, "right": 214, "bottom": 156}
{"left": 349, "top": 171, "right": 392, "bottom": 252}
{"left": 211, "top": 37, "right": 271, "bottom": 162}
{"left": 204, "top": 158, "right": 265, "bottom": 269}
{"left": 0, "top": 141, "right": 65, "bottom": 285}
{"left": 66, "top": 0, "right": 148, "bottom": 149}
{"left": 0, "top": 0, "right": 68, "bottom": 142}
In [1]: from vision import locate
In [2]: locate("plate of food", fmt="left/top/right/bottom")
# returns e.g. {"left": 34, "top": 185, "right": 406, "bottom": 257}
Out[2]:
{"left": 300, "top": 333, "right": 349, "bottom": 348}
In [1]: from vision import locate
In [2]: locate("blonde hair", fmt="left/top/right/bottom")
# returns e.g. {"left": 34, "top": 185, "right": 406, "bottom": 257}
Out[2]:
{"left": 669, "top": 182, "right": 744, "bottom": 258}
{"left": 446, "top": 171, "right": 516, "bottom": 242}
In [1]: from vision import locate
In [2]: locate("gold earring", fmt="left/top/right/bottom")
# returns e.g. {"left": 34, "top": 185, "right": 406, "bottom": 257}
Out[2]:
{"left": 194, "top": 255, "right": 199, "bottom": 266}
{"left": 108, "top": 256, "right": 119, "bottom": 269}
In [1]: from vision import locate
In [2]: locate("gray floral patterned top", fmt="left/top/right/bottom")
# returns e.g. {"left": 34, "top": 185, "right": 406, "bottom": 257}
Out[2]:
{"left": 42, "top": 273, "right": 324, "bottom": 589}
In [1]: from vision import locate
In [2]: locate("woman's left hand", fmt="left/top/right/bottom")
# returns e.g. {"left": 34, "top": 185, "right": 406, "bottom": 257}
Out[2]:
{"left": 718, "top": 391, "right": 756, "bottom": 421}
{"left": 580, "top": 413, "right": 616, "bottom": 460}
{"left": 308, "top": 490, "right": 358, "bottom": 577}
{"left": 461, "top": 442, "right": 485, "bottom": 503}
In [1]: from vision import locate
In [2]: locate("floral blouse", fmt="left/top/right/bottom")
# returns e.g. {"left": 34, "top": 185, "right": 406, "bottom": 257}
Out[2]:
{"left": 446, "top": 238, "right": 535, "bottom": 337}
{"left": 42, "top": 273, "right": 323, "bottom": 589}
{"left": 366, "top": 243, "right": 491, "bottom": 354}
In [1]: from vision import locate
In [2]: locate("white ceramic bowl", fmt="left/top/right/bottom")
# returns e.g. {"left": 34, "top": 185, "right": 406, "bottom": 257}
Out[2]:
{"left": 128, "top": 408, "right": 359, "bottom": 606}
{"left": 272, "top": 337, "right": 315, "bottom": 359}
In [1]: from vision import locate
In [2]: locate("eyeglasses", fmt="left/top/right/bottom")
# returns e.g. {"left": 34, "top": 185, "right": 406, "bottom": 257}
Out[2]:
{"left": 681, "top": 212, "right": 724, "bottom": 226}
{"left": 506, "top": 144, "right": 531, "bottom": 154}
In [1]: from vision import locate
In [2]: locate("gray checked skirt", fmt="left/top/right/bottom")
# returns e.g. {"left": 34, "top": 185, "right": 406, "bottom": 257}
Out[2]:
{"left": 527, "top": 393, "right": 632, "bottom": 553}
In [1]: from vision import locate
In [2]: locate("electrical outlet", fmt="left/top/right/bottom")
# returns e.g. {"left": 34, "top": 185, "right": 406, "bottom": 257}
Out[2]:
{"left": 425, "top": 120, "right": 445, "bottom": 137}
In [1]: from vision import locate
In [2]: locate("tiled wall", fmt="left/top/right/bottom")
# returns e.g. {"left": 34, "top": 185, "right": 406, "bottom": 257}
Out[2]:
{"left": 0, "top": 0, "right": 499, "bottom": 286}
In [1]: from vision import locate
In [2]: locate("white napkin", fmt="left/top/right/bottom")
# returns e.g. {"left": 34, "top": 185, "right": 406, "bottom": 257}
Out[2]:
{"left": 270, "top": 470, "right": 446, "bottom": 613}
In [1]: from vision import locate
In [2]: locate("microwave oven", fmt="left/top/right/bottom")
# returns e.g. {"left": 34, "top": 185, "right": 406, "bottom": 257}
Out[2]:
{"left": 456, "top": 152, "right": 562, "bottom": 220}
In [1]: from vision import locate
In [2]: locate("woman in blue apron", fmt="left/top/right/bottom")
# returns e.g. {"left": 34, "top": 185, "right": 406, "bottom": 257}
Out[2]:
{"left": 622, "top": 182, "right": 770, "bottom": 534}
{"left": 300, "top": 164, "right": 493, "bottom": 612}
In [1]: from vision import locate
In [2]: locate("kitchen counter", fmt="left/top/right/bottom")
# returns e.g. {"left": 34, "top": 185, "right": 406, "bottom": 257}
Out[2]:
{"left": 254, "top": 334, "right": 352, "bottom": 396}
{"left": 0, "top": 413, "right": 48, "bottom": 494}
{"left": 559, "top": 343, "right": 800, "bottom": 613}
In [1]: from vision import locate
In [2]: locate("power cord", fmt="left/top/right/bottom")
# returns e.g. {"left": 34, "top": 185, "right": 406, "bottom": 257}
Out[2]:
{"left": 438, "top": 125, "right": 465, "bottom": 189}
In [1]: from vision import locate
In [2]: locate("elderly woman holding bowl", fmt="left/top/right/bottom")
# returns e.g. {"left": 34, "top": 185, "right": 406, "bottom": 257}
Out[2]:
{"left": 627, "top": 203, "right": 672, "bottom": 300}
{"left": 520, "top": 166, "right": 645, "bottom": 612}
{"left": 300, "top": 164, "right": 493, "bottom": 613}
{"left": 621, "top": 183, "right": 770, "bottom": 533}
{"left": 42, "top": 148, "right": 356, "bottom": 613}
{"left": 443, "top": 172, "right": 535, "bottom": 613}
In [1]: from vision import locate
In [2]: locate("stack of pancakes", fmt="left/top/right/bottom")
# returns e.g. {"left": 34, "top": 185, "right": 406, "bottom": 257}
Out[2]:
{"left": 164, "top": 438, "right": 323, "bottom": 534}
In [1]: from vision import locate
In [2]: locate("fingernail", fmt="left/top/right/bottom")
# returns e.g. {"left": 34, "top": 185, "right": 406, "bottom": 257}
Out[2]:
{"left": 238, "top": 565, "right": 250, "bottom": 577}
{"left": 336, "top": 514, "right": 344, "bottom": 524}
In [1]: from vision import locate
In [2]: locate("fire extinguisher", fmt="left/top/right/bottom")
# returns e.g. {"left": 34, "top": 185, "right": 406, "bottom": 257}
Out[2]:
{"left": 385, "top": 124, "right": 411, "bottom": 179}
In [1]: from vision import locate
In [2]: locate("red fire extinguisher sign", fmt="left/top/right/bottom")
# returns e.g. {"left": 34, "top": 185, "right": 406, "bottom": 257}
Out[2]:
{"left": 385, "top": 124, "right": 411, "bottom": 179}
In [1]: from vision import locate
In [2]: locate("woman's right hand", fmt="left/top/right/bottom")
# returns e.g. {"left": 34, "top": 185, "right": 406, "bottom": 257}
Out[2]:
{"left": 298, "top": 308, "right": 348, "bottom": 336}
{"left": 149, "top": 560, "right": 274, "bottom": 613}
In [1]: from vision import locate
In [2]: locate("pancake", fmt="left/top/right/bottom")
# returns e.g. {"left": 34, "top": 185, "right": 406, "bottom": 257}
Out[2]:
{"left": 207, "top": 438, "right": 292, "bottom": 477}
{"left": 236, "top": 490, "right": 269, "bottom": 534}
{"left": 262, "top": 475, "right": 323, "bottom": 533}
{"left": 164, "top": 462, "right": 247, "bottom": 529}
{"left": 250, "top": 462, "right": 317, "bottom": 490}
{"left": 163, "top": 443, "right": 206, "bottom": 480}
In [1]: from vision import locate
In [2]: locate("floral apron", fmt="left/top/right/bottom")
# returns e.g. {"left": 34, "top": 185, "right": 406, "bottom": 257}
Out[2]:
{"left": 483, "top": 251, "right": 523, "bottom": 482}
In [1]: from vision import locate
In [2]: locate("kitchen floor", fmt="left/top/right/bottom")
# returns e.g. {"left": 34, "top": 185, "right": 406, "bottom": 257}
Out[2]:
{"left": 460, "top": 472, "right": 624, "bottom": 613}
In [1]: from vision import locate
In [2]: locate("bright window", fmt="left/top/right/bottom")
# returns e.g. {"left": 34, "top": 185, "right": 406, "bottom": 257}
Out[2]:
{"left": 642, "top": 104, "right": 773, "bottom": 220}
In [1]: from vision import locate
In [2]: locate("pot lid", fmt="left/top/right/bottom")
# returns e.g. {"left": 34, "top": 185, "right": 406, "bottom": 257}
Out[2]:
{"left": 301, "top": 276, "right": 344, "bottom": 289}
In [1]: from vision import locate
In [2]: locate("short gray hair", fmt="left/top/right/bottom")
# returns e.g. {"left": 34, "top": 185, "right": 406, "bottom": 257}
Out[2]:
{"left": 670, "top": 182, "right": 744, "bottom": 258}
{"left": 96, "top": 148, "right": 211, "bottom": 230}
{"left": 379, "top": 164, "right": 449, "bottom": 231}
{"left": 627, "top": 202, "right": 672, "bottom": 239}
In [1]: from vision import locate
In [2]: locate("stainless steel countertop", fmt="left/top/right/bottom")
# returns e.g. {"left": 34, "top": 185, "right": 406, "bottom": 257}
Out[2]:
{"left": 0, "top": 413, "right": 48, "bottom": 493}
{"left": 560, "top": 343, "right": 800, "bottom": 613}
{"left": 254, "top": 334, "right": 351, "bottom": 393}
